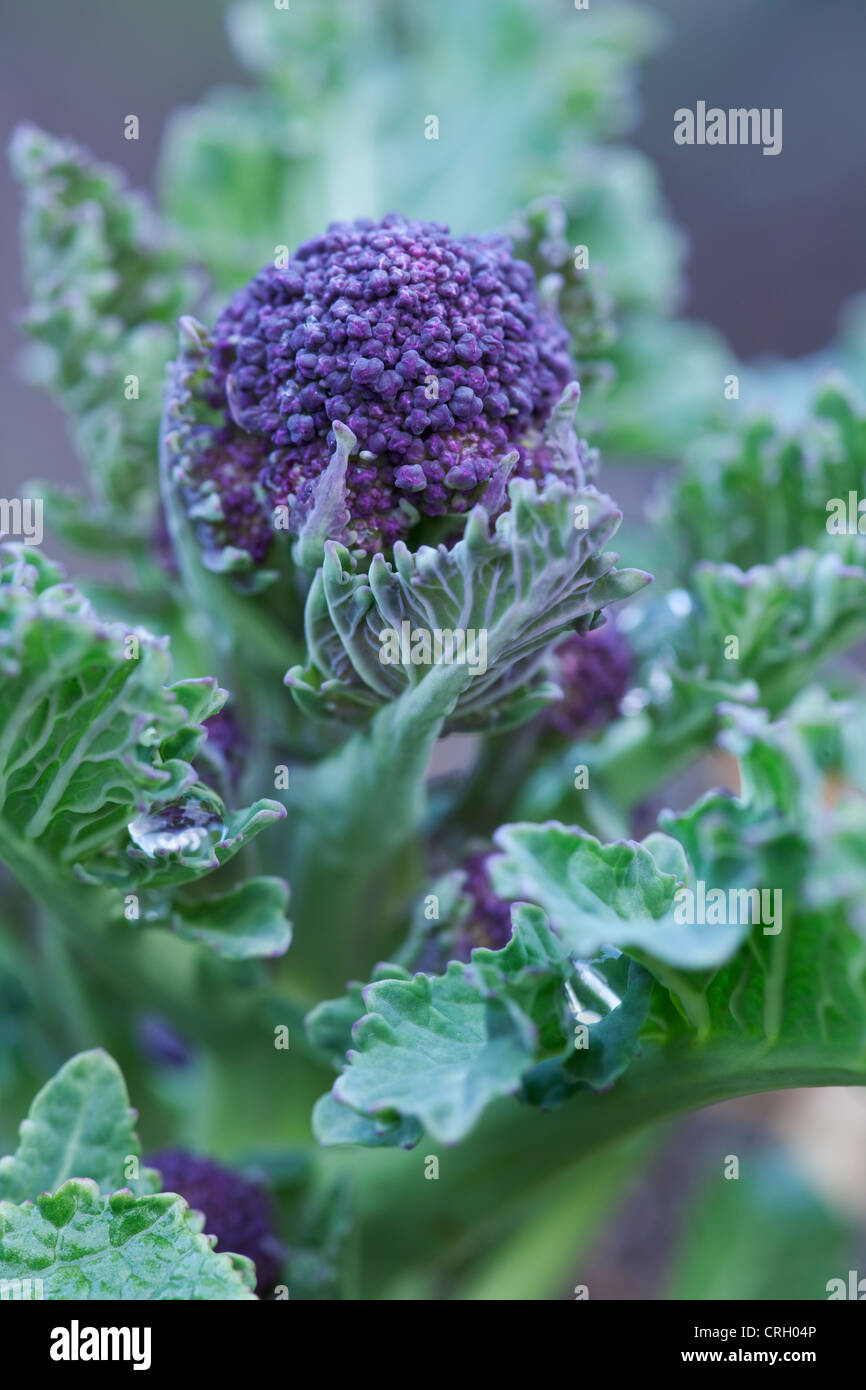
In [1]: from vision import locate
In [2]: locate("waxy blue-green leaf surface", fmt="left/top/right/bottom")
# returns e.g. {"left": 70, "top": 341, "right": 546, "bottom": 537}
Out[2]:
{"left": 0, "top": 1051, "right": 157, "bottom": 1204}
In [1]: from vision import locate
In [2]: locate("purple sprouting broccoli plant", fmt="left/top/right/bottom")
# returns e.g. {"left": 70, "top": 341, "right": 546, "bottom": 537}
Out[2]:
{"left": 197, "top": 215, "right": 573, "bottom": 558}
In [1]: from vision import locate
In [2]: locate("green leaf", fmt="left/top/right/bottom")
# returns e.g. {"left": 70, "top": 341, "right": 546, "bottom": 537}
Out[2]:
{"left": 306, "top": 986, "right": 370, "bottom": 1070}
{"left": 8, "top": 124, "right": 198, "bottom": 550}
{"left": 0, "top": 544, "right": 207, "bottom": 867}
{"left": 686, "top": 700, "right": 866, "bottom": 1049}
{"left": 314, "top": 907, "right": 575, "bottom": 1145}
{"left": 312, "top": 1093, "right": 422, "bottom": 1150}
{"left": 693, "top": 547, "right": 866, "bottom": 699}
{"left": 287, "top": 405, "right": 649, "bottom": 735}
{"left": 171, "top": 877, "right": 292, "bottom": 960}
{"left": 658, "top": 381, "right": 866, "bottom": 578}
{"left": 666, "top": 1151, "right": 855, "bottom": 1301}
{"left": 522, "top": 543, "right": 866, "bottom": 818}
{"left": 521, "top": 956, "right": 654, "bottom": 1106}
{"left": 0, "top": 1180, "right": 257, "bottom": 1300}
{"left": 639, "top": 545, "right": 866, "bottom": 750}
{"left": 0, "top": 546, "right": 289, "bottom": 956}
{"left": 0, "top": 1051, "right": 158, "bottom": 1204}
{"left": 489, "top": 822, "right": 749, "bottom": 969}
{"left": 467, "top": 902, "right": 573, "bottom": 1036}
{"left": 498, "top": 695, "right": 866, "bottom": 1052}
{"left": 306, "top": 963, "right": 412, "bottom": 1069}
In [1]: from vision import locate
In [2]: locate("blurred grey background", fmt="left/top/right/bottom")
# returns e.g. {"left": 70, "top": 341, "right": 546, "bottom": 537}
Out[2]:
{"left": 1, "top": 0, "right": 865, "bottom": 495}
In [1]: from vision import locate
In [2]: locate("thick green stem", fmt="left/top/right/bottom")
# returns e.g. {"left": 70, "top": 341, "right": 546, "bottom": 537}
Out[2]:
{"left": 333, "top": 1035, "right": 866, "bottom": 1294}
{"left": 282, "top": 669, "right": 470, "bottom": 993}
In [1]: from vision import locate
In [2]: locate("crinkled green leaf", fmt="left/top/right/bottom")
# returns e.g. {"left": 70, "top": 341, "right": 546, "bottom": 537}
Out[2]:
{"left": 306, "top": 963, "right": 411, "bottom": 1069}
{"left": 467, "top": 903, "right": 573, "bottom": 1039}
{"left": 636, "top": 546, "right": 866, "bottom": 747}
{"left": 82, "top": 798, "right": 286, "bottom": 899}
{"left": 0, "top": 546, "right": 288, "bottom": 956}
{"left": 0, "top": 545, "right": 213, "bottom": 867}
{"left": 0, "top": 1179, "right": 257, "bottom": 1300}
{"left": 689, "top": 700, "right": 866, "bottom": 1048}
{"left": 525, "top": 543, "right": 866, "bottom": 818}
{"left": 521, "top": 955, "right": 653, "bottom": 1106}
{"left": 501, "top": 696, "right": 866, "bottom": 1051}
{"left": 0, "top": 1051, "right": 157, "bottom": 1204}
{"left": 693, "top": 547, "right": 866, "bottom": 697}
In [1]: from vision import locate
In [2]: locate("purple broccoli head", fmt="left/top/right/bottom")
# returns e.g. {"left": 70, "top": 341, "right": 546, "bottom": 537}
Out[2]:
{"left": 146, "top": 1149, "right": 283, "bottom": 1294}
{"left": 197, "top": 214, "right": 573, "bottom": 556}
{"left": 546, "top": 620, "right": 632, "bottom": 739}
